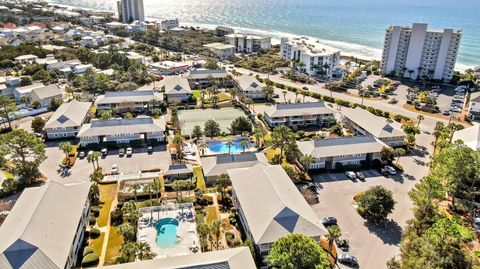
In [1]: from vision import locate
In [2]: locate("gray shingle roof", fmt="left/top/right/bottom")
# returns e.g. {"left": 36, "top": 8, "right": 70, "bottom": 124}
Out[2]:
{"left": 297, "top": 135, "right": 387, "bottom": 158}
{"left": 264, "top": 102, "right": 335, "bottom": 118}
{"left": 30, "top": 84, "right": 63, "bottom": 100}
{"left": 234, "top": 75, "right": 264, "bottom": 93}
{"left": 0, "top": 181, "right": 90, "bottom": 269}
{"left": 77, "top": 117, "right": 165, "bottom": 138}
{"left": 102, "top": 247, "right": 255, "bottom": 269}
{"left": 161, "top": 77, "right": 192, "bottom": 95}
{"left": 45, "top": 100, "right": 92, "bottom": 129}
{"left": 46, "top": 59, "right": 80, "bottom": 70}
{"left": 228, "top": 163, "right": 327, "bottom": 244}
{"left": 187, "top": 69, "right": 228, "bottom": 80}
{"left": 452, "top": 125, "right": 480, "bottom": 150}
{"left": 94, "top": 90, "right": 163, "bottom": 105}
{"left": 164, "top": 164, "right": 193, "bottom": 176}
{"left": 342, "top": 107, "right": 405, "bottom": 138}
{"left": 200, "top": 152, "right": 268, "bottom": 178}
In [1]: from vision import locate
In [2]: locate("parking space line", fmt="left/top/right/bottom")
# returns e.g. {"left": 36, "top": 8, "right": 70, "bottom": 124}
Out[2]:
{"left": 328, "top": 174, "right": 337, "bottom": 181}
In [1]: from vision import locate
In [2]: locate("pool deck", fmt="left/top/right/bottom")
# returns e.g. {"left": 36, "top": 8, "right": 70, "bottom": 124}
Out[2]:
{"left": 138, "top": 203, "right": 199, "bottom": 259}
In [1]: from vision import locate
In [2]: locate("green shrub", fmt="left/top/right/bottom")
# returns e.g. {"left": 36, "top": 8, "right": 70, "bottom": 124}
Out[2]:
{"left": 89, "top": 228, "right": 100, "bottom": 239}
{"left": 83, "top": 246, "right": 94, "bottom": 257}
{"left": 90, "top": 207, "right": 100, "bottom": 217}
{"left": 82, "top": 253, "right": 99, "bottom": 266}
{"left": 89, "top": 216, "right": 96, "bottom": 226}
{"left": 393, "top": 115, "right": 402, "bottom": 122}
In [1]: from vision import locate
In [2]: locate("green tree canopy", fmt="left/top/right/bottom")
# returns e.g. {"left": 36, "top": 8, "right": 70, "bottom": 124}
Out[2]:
{"left": 267, "top": 233, "right": 330, "bottom": 269}
{"left": 204, "top": 119, "right": 221, "bottom": 139}
{"left": 230, "top": 116, "right": 253, "bottom": 135}
{"left": 358, "top": 185, "right": 395, "bottom": 224}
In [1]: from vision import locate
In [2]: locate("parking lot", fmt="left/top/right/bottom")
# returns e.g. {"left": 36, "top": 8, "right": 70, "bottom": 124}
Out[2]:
{"left": 40, "top": 142, "right": 172, "bottom": 184}
{"left": 310, "top": 171, "right": 417, "bottom": 269}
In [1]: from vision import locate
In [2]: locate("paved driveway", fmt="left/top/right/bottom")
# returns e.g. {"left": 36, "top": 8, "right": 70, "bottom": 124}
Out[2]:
{"left": 40, "top": 142, "right": 171, "bottom": 184}
{"left": 310, "top": 133, "right": 432, "bottom": 268}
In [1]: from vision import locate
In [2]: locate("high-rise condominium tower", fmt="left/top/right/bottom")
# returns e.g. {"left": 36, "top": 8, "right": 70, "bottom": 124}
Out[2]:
{"left": 381, "top": 23, "right": 462, "bottom": 82}
{"left": 117, "top": 0, "right": 144, "bottom": 23}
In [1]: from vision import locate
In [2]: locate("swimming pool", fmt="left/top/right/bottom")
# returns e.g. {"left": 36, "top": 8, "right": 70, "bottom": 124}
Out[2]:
{"left": 207, "top": 139, "right": 252, "bottom": 154}
{"left": 155, "top": 218, "right": 179, "bottom": 248}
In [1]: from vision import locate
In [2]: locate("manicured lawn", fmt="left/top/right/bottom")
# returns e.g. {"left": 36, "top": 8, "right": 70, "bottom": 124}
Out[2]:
{"left": 89, "top": 232, "right": 105, "bottom": 256}
{"left": 104, "top": 226, "right": 124, "bottom": 265}
{"left": 97, "top": 183, "right": 118, "bottom": 227}
{"left": 194, "top": 167, "right": 206, "bottom": 190}
{"left": 205, "top": 205, "right": 219, "bottom": 225}
{"left": 217, "top": 92, "right": 231, "bottom": 102}
{"left": 192, "top": 90, "right": 201, "bottom": 100}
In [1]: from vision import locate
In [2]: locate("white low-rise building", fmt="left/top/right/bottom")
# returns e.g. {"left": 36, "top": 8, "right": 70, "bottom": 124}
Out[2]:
{"left": 0, "top": 180, "right": 91, "bottom": 269}
{"left": 228, "top": 163, "right": 327, "bottom": 265}
{"left": 234, "top": 75, "right": 266, "bottom": 99}
{"left": 297, "top": 135, "right": 387, "bottom": 170}
{"left": 468, "top": 92, "right": 480, "bottom": 121}
{"left": 226, "top": 33, "right": 271, "bottom": 53}
{"left": 452, "top": 125, "right": 480, "bottom": 151}
{"left": 45, "top": 100, "right": 92, "bottom": 139}
{"left": 160, "top": 77, "right": 192, "bottom": 103}
{"left": 148, "top": 61, "right": 189, "bottom": 75}
{"left": 203, "top": 42, "right": 236, "bottom": 59}
{"left": 264, "top": 102, "right": 336, "bottom": 128}
{"left": 342, "top": 107, "right": 406, "bottom": 147}
{"left": 156, "top": 18, "right": 179, "bottom": 31}
{"left": 77, "top": 117, "right": 166, "bottom": 146}
{"left": 280, "top": 37, "right": 341, "bottom": 78}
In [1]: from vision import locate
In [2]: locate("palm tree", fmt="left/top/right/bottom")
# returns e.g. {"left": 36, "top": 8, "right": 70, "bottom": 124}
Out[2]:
{"left": 173, "top": 134, "right": 184, "bottom": 159}
{"left": 197, "top": 223, "right": 210, "bottom": 251}
{"left": 121, "top": 201, "right": 141, "bottom": 223}
{"left": 119, "top": 242, "right": 138, "bottom": 263}
{"left": 225, "top": 140, "right": 234, "bottom": 154}
{"left": 300, "top": 154, "right": 316, "bottom": 174}
{"left": 87, "top": 153, "right": 97, "bottom": 171}
{"left": 153, "top": 178, "right": 162, "bottom": 202}
{"left": 254, "top": 127, "right": 263, "bottom": 147}
{"left": 211, "top": 94, "right": 219, "bottom": 108}
{"left": 394, "top": 148, "right": 406, "bottom": 164}
{"left": 326, "top": 225, "right": 342, "bottom": 262}
{"left": 89, "top": 170, "right": 103, "bottom": 183}
{"left": 59, "top": 141, "right": 72, "bottom": 159}
{"left": 136, "top": 242, "right": 156, "bottom": 260}
{"left": 228, "top": 88, "right": 237, "bottom": 102}
{"left": 262, "top": 85, "right": 274, "bottom": 101}
{"left": 240, "top": 139, "right": 249, "bottom": 152}
{"left": 173, "top": 180, "right": 184, "bottom": 201}
{"left": 216, "top": 173, "right": 230, "bottom": 201}
{"left": 416, "top": 114, "right": 424, "bottom": 128}
{"left": 282, "top": 90, "right": 287, "bottom": 103}
{"left": 211, "top": 219, "right": 222, "bottom": 250}
{"left": 117, "top": 222, "right": 136, "bottom": 242}
{"left": 144, "top": 183, "right": 154, "bottom": 205}
{"left": 244, "top": 98, "right": 254, "bottom": 112}
{"left": 92, "top": 151, "right": 101, "bottom": 170}
{"left": 129, "top": 182, "right": 141, "bottom": 202}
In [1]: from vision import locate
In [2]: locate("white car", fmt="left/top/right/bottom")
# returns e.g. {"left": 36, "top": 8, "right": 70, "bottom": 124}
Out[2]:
{"left": 126, "top": 147, "right": 133, "bottom": 157}
{"left": 87, "top": 150, "right": 94, "bottom": 157}
{"left": 345, "top": 171, "right": 357, "bottom": 180}
{"left": 384, "top": 166, "right": 397, "bottom": 175}
{"left": 111, "top": 164, "right": 119, "bottom": 174}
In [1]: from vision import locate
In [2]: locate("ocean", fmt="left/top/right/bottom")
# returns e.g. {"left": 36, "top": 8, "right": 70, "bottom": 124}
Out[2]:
{"left": 46, "top": 0, "right": 480, "bottom": 71}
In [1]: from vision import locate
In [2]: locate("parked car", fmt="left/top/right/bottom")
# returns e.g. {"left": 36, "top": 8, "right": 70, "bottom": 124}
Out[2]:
{"left": 335, "top": 238, "right": 349, "bottom": 250}
{"left": 126, "top": 147, "right": 133, "bottom": 157}
{"left": 345, "top": 171, "right": 357, "bottom": 180}
{"left": 119, "top": 148, "right": 125, "bottom": 157}
{"left": 111, "top": 164, "right": 119, "bottom": 174}
{"left": 356, "top": 171, "right": 365, "bottom": 181}
{"left": 147, "top": 146, "right": 153, "bottom": 154}
{"left": 302, "top": 86, "right": 309, "bottom": 91}
{"left": 442, "top": 110, "right": 451, "bottom": 116}
{"left": 321, "top": 216, "right": 337, "bottom": 226}
{"left": 384, "top": 166, "right": 397, "bottom": 175}
{"left": 380, "top": 168, "right": 390, "bottom": 177}
{"left": 78, "top": 151, "right": 85, "bottom": 159}
{"left": 388, "top": 98, "right": 398, "bottom": 104}
{"left": 339, "top": 253, "right": 358, "bottom": 266}
{"left": 101, "top": 148, "right": 108, "bottom": 156}
{"left": 87, "top": 150, "right": 93, "bottom": 157}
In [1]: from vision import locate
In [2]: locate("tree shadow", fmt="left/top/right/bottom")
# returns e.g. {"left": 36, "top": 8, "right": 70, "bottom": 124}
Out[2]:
{"left": 364, "top": 219, "right": 402, "bottom": 246}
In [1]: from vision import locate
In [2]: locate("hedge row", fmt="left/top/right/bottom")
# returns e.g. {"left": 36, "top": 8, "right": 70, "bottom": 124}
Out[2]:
{"left": 271, "top": 81, "right": 411, "bottom": 123}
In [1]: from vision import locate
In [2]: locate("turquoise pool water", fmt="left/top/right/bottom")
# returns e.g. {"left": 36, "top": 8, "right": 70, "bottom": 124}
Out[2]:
{"left": 155, "top": 218, "right": 179, "bottom": 248}
{"left": 207, "top": 139, "right": 252, "bottom": 153}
